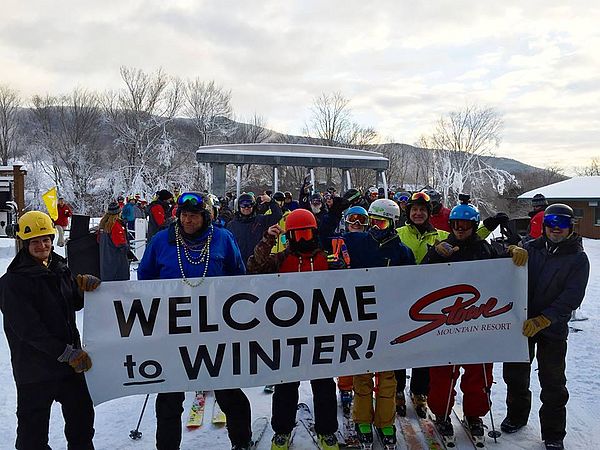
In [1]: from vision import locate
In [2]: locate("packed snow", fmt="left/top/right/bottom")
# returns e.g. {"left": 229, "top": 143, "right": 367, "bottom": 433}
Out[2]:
{"left": 0, "top": 237, "right": 598, "bottom": 449}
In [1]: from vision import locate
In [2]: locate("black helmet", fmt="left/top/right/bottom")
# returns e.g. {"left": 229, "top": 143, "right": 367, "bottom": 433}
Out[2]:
{"left": 310, "top": 193, "right": 323, "bottom": 203}
{"left": 544, "top": 203, "right": 573, "bottom": 218}
{"left": 426, "top": 189, "right": 441, "bottom": 204}
{"left": 237, "top": 193, "right": 256, "bottom": 213}
{"left": 272, "top": 191, "right": 285, "bottom": 202}
{"left": 343, "top": 188, "right": 361, "bottom": 203}
{"left": 532, "top": 193, "right": 548, "bottom": 208}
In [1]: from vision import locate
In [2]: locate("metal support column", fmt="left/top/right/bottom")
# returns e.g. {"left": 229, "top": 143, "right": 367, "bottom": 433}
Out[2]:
{"left": 236, "top": 165, "right": 242, "bottom": 199}
{"left": 273, "top": 167, "right": 279, "bottom": 192}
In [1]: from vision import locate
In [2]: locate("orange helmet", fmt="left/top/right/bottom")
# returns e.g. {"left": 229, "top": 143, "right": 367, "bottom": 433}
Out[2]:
{"left": 285, "top": 208, "right": 317, "bottom": 231}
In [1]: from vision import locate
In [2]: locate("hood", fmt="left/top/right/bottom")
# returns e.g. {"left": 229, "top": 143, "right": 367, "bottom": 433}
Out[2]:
{"left": 7, "top": 248, "right": 68, "bottom": 277}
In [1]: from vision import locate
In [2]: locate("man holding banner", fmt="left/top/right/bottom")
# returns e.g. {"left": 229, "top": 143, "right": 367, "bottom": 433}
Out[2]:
{"left": 137, "top": 192, "right": 251, "bottom": 450}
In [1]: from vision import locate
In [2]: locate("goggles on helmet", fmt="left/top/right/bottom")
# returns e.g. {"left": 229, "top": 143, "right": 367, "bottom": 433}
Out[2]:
{"left": 398, "top": 195, "right": 409, "bottom": 203}
{"left": 177, "top": 192, "right": 205, "bottom": 208}
{"left": 450, "top": 219, "right": 474, "bottom": 231}
{"left": 239, "top": 201, "right": 254, "bottom": 208}
{"left": 411, "top": 192, "right": 431, "bottom": 202}
{"left": 345, "top": 214, "right": 369, "bottom": 227}
{"left": 543, "top": 214, "right": 572, "bottom": 229}
{"left": 289, "top": 228, "right": 314, "bottom": 242}
{"left": 369, "top": 216, "right": 390, "bottom": 230}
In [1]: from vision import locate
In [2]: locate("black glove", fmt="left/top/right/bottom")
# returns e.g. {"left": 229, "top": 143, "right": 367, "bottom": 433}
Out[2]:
{"left": 483, "top": 212, "right": 509, "bottom": 231}
{"left": 328, "top": 197, "right": 351, "bottom": 216}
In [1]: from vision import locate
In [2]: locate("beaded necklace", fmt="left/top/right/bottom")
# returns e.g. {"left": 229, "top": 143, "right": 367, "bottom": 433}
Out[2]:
{"left": 175, "top": 222, "right": 213, "bottom": 287}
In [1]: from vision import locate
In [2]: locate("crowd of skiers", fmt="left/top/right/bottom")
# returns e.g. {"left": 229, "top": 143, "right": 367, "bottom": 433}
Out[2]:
{"left": 0, "top": 180, "right": 589, "bottom": 450}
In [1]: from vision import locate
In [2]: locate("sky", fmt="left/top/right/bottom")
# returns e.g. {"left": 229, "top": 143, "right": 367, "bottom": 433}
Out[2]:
{"left": 1, "top": 0, "right": 599, "bottom": 171}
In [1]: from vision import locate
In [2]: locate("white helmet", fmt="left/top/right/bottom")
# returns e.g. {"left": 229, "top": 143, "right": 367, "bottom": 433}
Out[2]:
{"left": 367, "top": 186, "right": 379, "bottom": 195}
{"left": 208, "top": 193, "right": 220, "bottom": 210}
{"left": 368, "top": 198, "right": 400, "bottom": 221}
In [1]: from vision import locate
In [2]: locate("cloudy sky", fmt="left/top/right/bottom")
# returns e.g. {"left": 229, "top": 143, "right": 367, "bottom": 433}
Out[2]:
{"left": 1, "top": 0, "right": 599, "bottom": 171}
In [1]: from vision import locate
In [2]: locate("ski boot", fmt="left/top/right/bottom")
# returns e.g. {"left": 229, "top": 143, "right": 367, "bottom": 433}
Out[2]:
{"left": 434, "top": 415, "right": 456, "bottom": 448}
{"left": 411, "top": 393, "right": 428, "bottom": 419}
{"left": 395, "top": 392, "right": 406, "bottom": 417}
{"left": 317, "top": 432, "right": 340, "bottom": 450}
{"left": 500, "top": 416, "right": 526, "bottom": 433}
{"left": 271, "top": 432, "right": 291, "bottom": 450}
{"left": 376, "top": 425, "right": 397, "bottom": 449}
{"left": 340, "top": 389, "right": 353, "bottom": 415}
{"left": 465, "top": 416, "right": 485, "bottom": 447}
{"left": 355, "top": 423, "right": 374, "bottom": 449}
{"left": 545, "top": 440, "right": 564, "bottom": 450}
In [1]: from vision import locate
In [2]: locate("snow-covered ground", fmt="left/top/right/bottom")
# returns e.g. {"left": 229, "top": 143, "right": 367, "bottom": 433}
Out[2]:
{"left": 0, "top": 237, "right": 598, "bottom": 449}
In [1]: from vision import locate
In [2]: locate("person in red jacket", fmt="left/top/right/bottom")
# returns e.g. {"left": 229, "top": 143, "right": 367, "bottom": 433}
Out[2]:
{"left": 54, "top": 197, "right": 73, "bottom": 247}
{"left": 247, "top": 209, "right": 339, "bottom": 450}
{"left": 427, "top": 190, "right": 451, "bottom": 232}
{"left": 527, "top": 193, "right": 548, "bottom": 240}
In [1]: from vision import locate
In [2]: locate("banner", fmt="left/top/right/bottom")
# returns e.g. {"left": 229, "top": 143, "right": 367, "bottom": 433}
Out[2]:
{"left": 83, "top": 259, "right": 528, "bottom": 405}
{"left": 42, "top": 186, "right": 58, "bottom": 221}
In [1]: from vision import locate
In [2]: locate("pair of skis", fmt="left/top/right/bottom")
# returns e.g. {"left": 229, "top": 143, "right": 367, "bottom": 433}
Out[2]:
{"left": 185, "top": 391, "right": 226, "bottom": 429}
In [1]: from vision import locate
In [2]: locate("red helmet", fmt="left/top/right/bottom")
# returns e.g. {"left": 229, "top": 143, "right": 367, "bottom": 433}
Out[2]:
{"left": 285, "top": 208, "right": 317, "bottom": 231}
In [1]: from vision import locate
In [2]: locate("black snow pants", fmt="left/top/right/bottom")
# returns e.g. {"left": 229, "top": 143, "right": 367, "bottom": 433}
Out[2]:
{"left": 503, "top": 336, "right": 569, "bottom": 442}
{"left": 155, "top": 389, "right": 251, "bottom": 450}
{"left": 15, "top": 373, "right": 95, "bottom": 450}
{"left": 395, "top": 367, "right": 430, "bottom": 396}
{"left": 271, "top": 378, "right": 338, "bottom": 435}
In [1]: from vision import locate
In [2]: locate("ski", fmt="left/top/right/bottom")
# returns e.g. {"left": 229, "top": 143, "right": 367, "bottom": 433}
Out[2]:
{"left": 185, "top": 391, "right": 206, "bottom": 429}
{"left": 396, "top": 416, "right": 422, "bottom": 450}
{"left": 425, "top": 410, "right": 456, "bottom": 449}
{"left": 211, "top": 396, "right": 227, "bottom": 425}
{"left": 374, "top": 425, "right": 398, "bottom": 450}
{"left": 249, "top": 416, "right": 269, "bottom": 450}
{"left": 452, "top": 408, "right": 486, "bottom": 449}
{"left": 297, "top": 403, "right": 320, "bottom": 447}
{"left": 340, "top": 413, "right": 361, "bottom": 448}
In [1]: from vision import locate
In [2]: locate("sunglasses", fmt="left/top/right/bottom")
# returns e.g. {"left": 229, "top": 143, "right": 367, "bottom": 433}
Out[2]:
{"left": 543, "top": 214, "right": 572, "bottom": 229}
{"left": 450, "top": 219, "right": 474, "bottom": 231}
{"left": 289, "top": 228, "right": 314, "bottom": 242}
{"left": 311, "top": 200, "right": 322, "bottom": 205}
{"left": 369, "top": 216, "right": 390, "bottom": 230}
{"left": 411, "top": 192, "right": 431, "bottom": 202}
{"left": 177, "top": 192, "right": 205, "bottom": 207}
{"left": 345, "top": 214, "right": 369, "bottom": 226}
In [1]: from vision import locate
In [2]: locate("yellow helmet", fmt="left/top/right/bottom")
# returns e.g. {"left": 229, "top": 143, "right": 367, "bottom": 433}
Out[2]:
{"left": 16, "top": 211, "right": 56, "bottom": 240}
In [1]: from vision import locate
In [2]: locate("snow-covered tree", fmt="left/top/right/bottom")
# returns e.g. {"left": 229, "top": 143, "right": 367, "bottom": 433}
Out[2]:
{"left": 0, "top": 84, "right": 21, "bottom": 165}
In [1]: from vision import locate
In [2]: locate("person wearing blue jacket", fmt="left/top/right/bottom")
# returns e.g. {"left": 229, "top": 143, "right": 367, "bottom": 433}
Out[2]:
{"left": 138, "top": 192, "right": 251, "bottom": 450}
{"left": 502, "top": 204, "right": 589, "bottom": 450}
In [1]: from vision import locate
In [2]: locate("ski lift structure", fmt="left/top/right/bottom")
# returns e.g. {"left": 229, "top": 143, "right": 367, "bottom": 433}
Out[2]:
{"left": 195, "top": 143, "right": 390, "bottom": 198}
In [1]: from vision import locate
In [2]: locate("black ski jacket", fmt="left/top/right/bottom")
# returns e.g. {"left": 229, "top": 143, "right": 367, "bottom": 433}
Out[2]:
{"left": 524, "top": 234, "right": 589, "bottom": 340}
{"left": 0, "top": 249, "right": 84, "bottom": 385}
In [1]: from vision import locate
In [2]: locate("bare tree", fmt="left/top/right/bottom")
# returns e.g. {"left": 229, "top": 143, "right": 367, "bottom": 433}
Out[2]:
{"left": 305, "top": 92, "right": 352, "bottom": 147}
{"left": 236, "top": 113, "right": 270, "bottom": 144}
{"left": 0, "top": 84, "right": 21, "bottom": 165}
{"left": 184, "top": 79, "right": 234, "bottom": 147}
{"left": 30, "top": 89, "right": 104, "bottom": 212}
{"left": 103, "top": 67, "right": 182, "bottom": 193}
{"left": 575, "top": 157, "right": 600, "bottom": 176}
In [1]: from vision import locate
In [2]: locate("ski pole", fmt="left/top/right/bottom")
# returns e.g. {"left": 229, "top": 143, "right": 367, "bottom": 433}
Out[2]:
{"left": 129, "top": 394, "right": 149, "bottom": 440}
{"left": 482, "top": 364, "right": 501, "bottom": 442}
{"left": 443, "top": 365, "right": 456, "bottom": 419}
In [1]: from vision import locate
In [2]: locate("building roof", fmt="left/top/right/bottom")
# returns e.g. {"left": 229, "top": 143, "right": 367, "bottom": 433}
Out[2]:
{"left": 195, "top": 143, "right": 389, "bottom": 170}
{"left": 518, "top": 176, "right": 600, "bottom": 200}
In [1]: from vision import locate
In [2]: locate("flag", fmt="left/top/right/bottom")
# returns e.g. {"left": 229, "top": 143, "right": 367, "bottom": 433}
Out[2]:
{"left": 42, "top": 187, "right": 59, "bottom": 221}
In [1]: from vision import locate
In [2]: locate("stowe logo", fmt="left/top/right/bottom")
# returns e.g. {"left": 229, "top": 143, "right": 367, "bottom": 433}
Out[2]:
{"left": 390, "top": 284, "right": 513, "bottom": 345}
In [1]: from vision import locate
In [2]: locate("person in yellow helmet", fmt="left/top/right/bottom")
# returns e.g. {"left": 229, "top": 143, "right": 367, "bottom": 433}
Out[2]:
{"left": 0, "top": 211, "right": 101, "bottom": 450}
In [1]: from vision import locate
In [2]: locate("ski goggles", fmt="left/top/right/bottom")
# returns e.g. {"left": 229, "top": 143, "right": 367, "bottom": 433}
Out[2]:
{"left": 397, "top": 194, "right": 409, "bottom": 203}
{"left": 369, "top": 216, "right": 390, "bottom": 230}
{"left": 288, "top": 228, "right": 314, "bottom": 242}
{"left": 239, "top": 201, "right": 255, "bottom": 208}
{"left": 310, "top": 199, "right": 322, "bottom": 205}
{"left": 177, "top": 192, "right": 205, "bottom": 208}
{"left": 411, "top": 192, "right": 430, "bottom": 202}
{"left": 345, "top": 214, "right": 369, "bottom": 226}
{"left": 543, "top": 214, "right": 572, "bottom": 229}
{"left": 450, "top": 219, "right": 475, "bottom": 231}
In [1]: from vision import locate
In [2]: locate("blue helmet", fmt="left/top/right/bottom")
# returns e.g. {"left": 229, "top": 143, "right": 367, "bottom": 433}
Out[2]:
{"left": 449, "top": 203, "right": 480, "bottom": 223}
{"left": 344, "top": 205, "right": 368, "bottom": 219}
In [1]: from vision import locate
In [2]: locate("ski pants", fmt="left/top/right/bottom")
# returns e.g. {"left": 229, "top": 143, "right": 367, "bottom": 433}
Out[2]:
{"left": 156, "top": 389, "right": 251, "bottom": 450}
{"left": 55, "top": 225, "right": 66, "bottom": 247}
{"left": 503, "top": 336, "right": 568, "bottom": 442}
{"left": 15, "top": 373, "right": 95, "bottom": 450}
{"left": 395, "top": 367, "right": 430, "bottom": 396}
{"left": 353, "top": 371, "right": 396, "bottom": 428}
{"left": 428, "top": 363, "right": 493, "bottom": 418}
{"left": 271, "top": 378, "right": 338, "bottom": 435}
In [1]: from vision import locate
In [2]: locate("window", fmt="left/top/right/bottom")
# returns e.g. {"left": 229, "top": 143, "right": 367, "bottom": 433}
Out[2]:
{"left": 595, "top": 207, "right": 600, "bottom": 226}
{"left": 573, "top": 208, "right": 584, "bottom": 219}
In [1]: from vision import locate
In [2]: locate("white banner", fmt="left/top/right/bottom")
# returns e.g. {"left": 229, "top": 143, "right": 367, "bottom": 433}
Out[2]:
{"left": 83, "top": 259, "right": 528, "bottom": 405}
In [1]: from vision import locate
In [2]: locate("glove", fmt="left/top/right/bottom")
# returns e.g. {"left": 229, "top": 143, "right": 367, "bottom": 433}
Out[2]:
{"left": 522, "top": 315, "right": 551, "bottom": 337}
{"left": 483, "top": 212, "right": 510, "bottom": 231}
{"left": 434, "top": 241, "right": 459, "bottom": 258}
{"left": 58, "top": 344, "right": 93, "bottom": 373}
{"left": 508, "top": 245, "right": 528, "bottom": 266}
{"left": 76, "top": 274, "right": 101, "bottom": 292}
{"left": 328, "top": 196, "right": 351, "bottom": 216}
